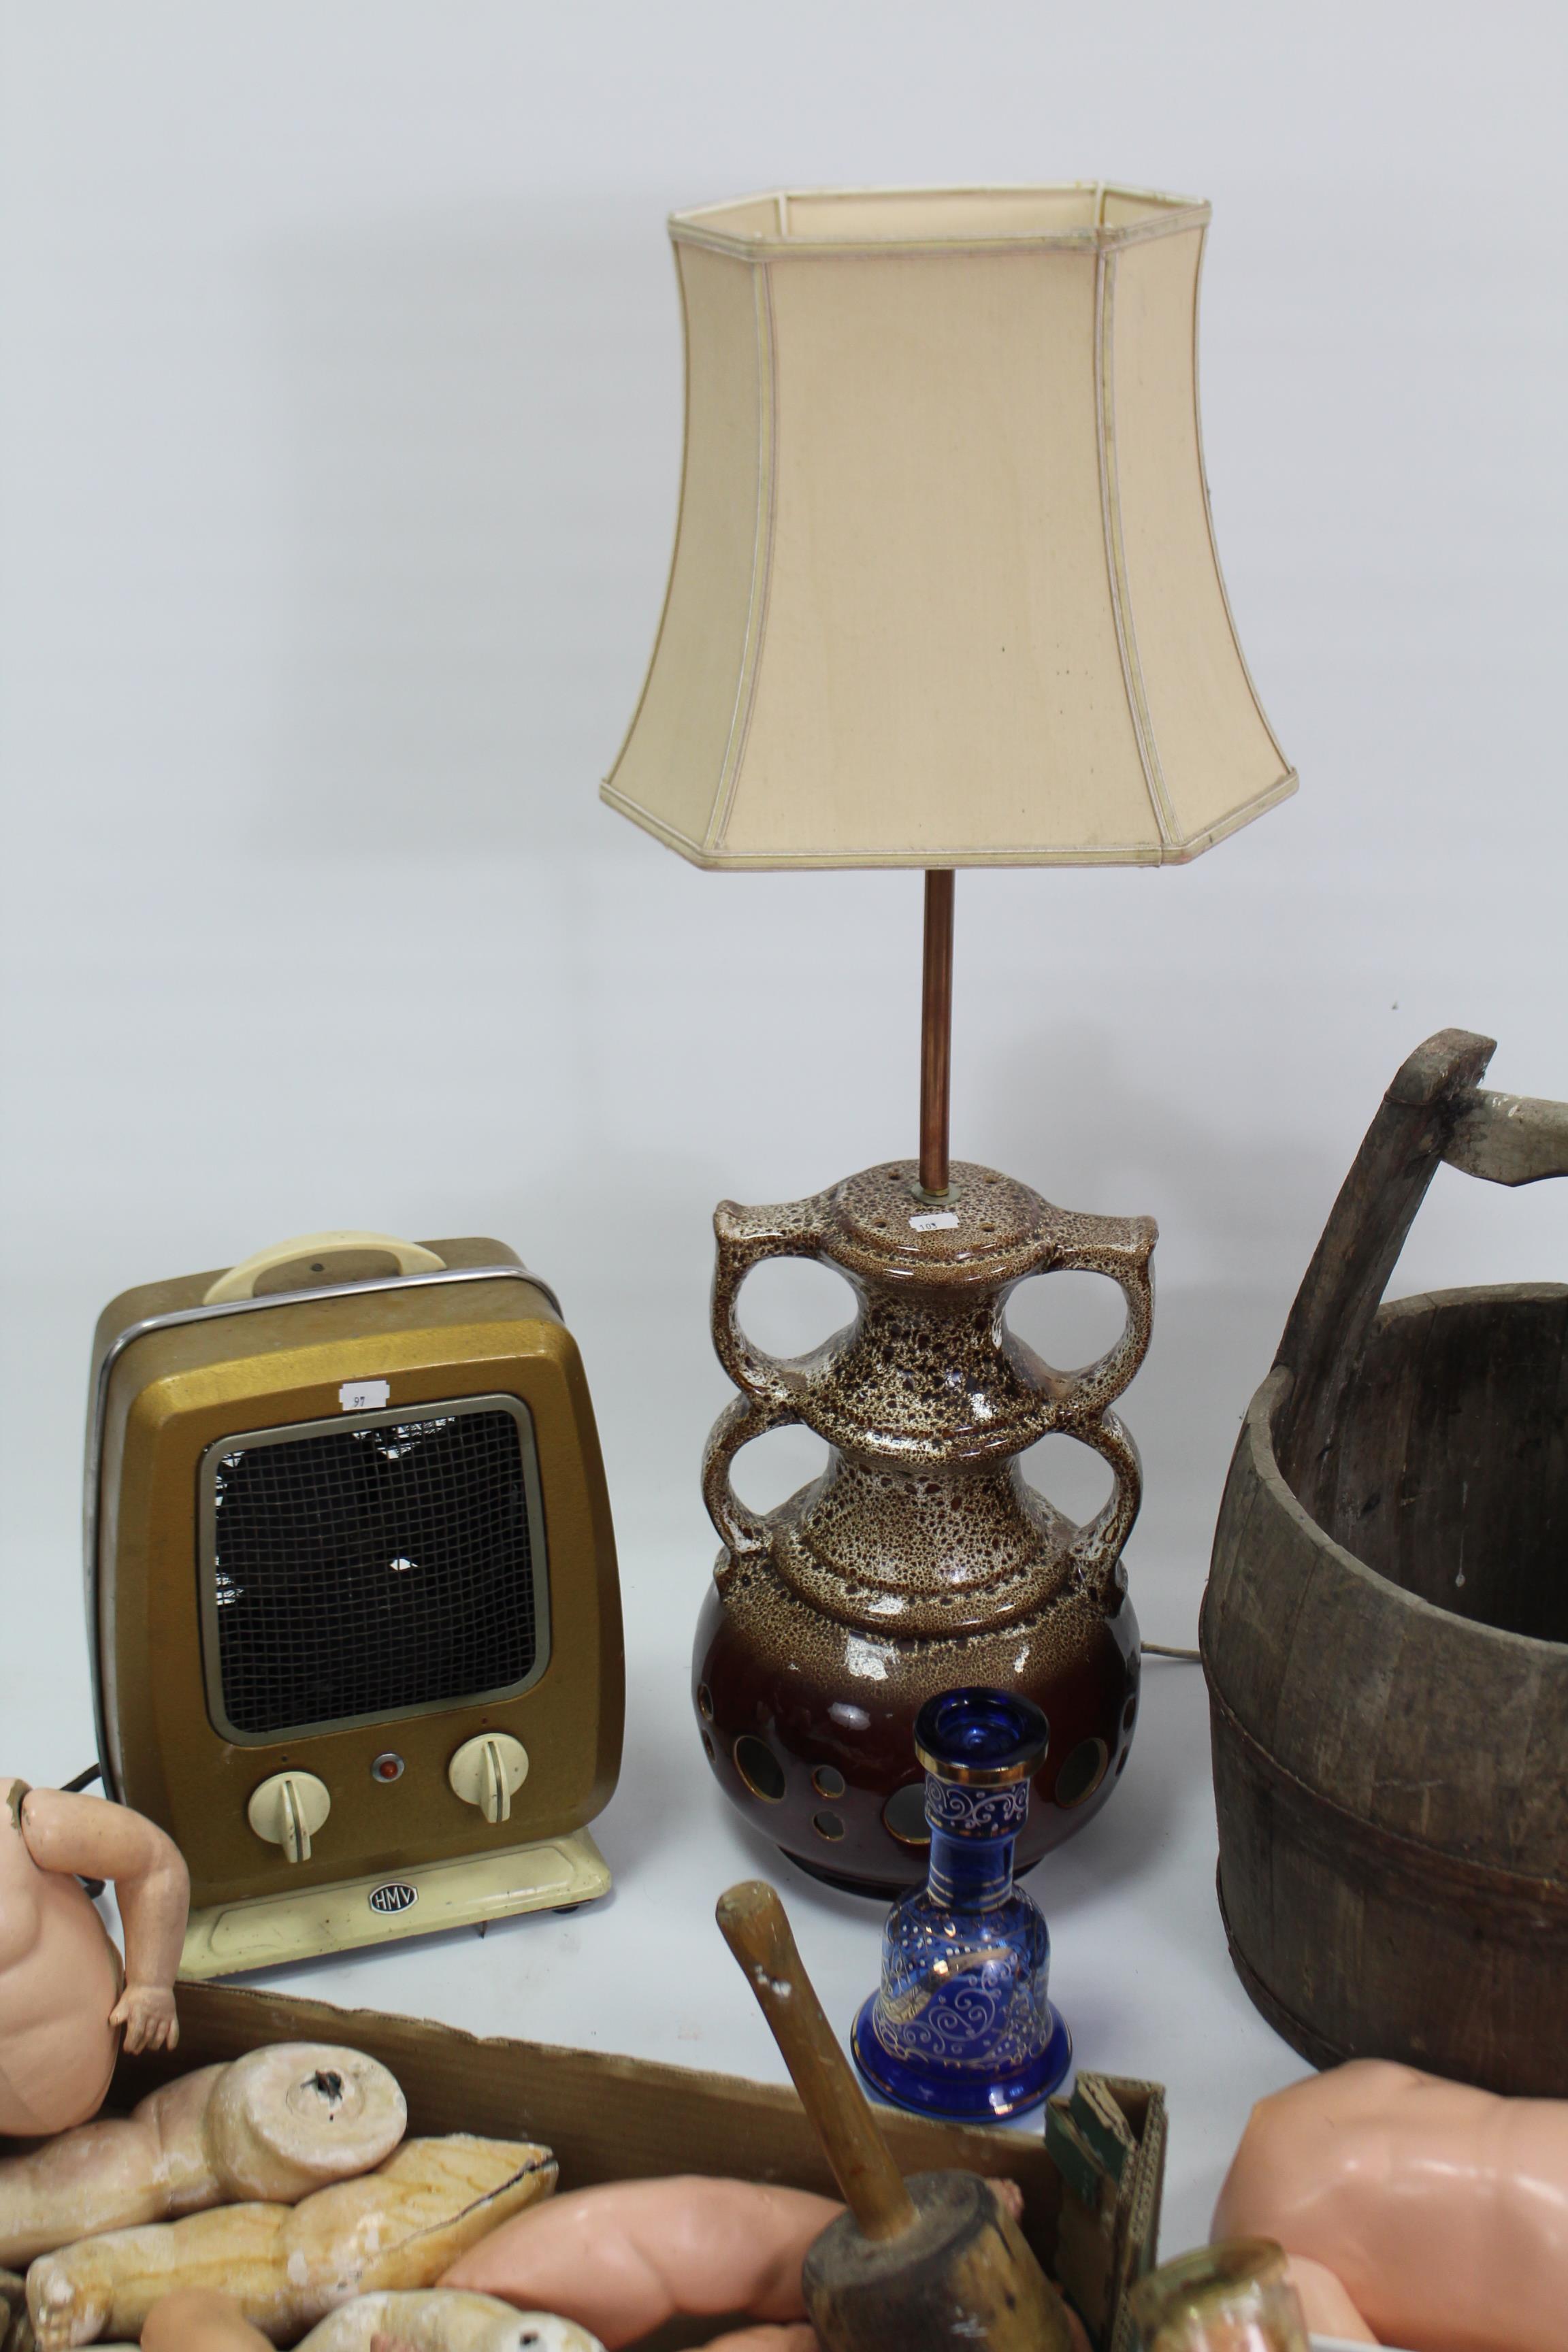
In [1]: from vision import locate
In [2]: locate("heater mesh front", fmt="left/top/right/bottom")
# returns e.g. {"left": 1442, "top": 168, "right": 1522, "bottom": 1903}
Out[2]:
{"left": 204, "top": 1402, "right": 543, "bottom": 1738}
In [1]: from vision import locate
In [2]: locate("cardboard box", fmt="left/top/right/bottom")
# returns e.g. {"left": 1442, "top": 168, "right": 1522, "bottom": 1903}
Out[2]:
{"left": 112, "top": 1982, "right": 1166, "bottom": 2352}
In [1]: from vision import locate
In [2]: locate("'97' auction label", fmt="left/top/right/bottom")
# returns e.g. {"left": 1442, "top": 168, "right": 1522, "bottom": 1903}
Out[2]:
{"left": 340, "top": 1379, "right": 391, "bottom": 1411}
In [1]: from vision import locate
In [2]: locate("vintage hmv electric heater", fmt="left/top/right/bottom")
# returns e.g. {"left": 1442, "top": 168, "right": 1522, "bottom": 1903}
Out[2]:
{"left": 86, "top": 1230, "right": 623, "bottom": 1978}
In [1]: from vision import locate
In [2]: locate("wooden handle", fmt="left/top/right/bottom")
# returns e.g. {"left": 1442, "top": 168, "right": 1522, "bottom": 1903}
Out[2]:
{"left": 715, "top": 1881, "right": 915, "bottom": 2243}
{"left": 1273, "top": 1028, "right": 1494, "bottom": 1495}
{"left": 1444, "top": 1088, "right": 1568, "bottom": 1187}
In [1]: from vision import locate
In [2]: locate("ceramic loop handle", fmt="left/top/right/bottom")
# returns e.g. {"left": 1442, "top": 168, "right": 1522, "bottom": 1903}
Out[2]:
{"left": 1062, "top": 1409, "right": 1143, "bottom": 1602}
{"left": 702, "top": 1392, "right": 802, "bottom": 1576}
{"left": 710, "top": 1194, "right": 836, "bottom": 1411}
{"left": 1018, "top": 1211, "right": 1157, "bottom": 1422}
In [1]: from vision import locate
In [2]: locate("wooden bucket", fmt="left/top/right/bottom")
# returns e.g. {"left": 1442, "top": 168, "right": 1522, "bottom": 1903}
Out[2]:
{"left": 1203, "top": 1029, "right": 1568, "bottom": 2092}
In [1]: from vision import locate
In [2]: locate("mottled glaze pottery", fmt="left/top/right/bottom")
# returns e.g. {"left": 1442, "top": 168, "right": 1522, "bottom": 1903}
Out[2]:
{"left": 852, "top": 1688, "right": 1070, "bottom": 2120}
{"left": 693, "top": 1159, "right": 1156, "bottom": 1894}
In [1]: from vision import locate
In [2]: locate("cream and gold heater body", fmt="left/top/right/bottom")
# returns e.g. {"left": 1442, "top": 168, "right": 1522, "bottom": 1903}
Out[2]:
{"left": 86, "top": 1232, "right": 623, "bottom": 1977}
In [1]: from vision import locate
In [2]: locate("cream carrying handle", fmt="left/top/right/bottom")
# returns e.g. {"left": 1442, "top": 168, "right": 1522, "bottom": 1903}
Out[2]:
{"left": 203, "top": 1230, "right": 446, "bottom": 1306}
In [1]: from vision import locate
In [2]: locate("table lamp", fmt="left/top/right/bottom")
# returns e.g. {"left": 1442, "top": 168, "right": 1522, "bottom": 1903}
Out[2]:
{"left": 604, "top": 184, "right": 1294, "bottom": 1893}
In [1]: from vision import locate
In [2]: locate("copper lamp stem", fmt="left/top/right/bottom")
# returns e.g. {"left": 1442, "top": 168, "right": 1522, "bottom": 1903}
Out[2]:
{"left": 919, "top": 870, "right": 955, "bottom": 1196}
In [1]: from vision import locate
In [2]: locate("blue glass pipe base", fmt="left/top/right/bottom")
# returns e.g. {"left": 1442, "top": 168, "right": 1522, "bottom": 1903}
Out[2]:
{"left": 851, "top": 1992, "right": 1072, "bottom": 2121}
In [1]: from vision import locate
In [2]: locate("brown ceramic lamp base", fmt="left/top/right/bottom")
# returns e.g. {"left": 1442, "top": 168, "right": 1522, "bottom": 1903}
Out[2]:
{"left": 693, "top": 1157, "right": 1157, "bottom": 1895}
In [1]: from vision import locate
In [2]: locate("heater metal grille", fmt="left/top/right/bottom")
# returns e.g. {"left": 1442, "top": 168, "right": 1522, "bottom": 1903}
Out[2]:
{"left": 199, "top": 1396, "right": 548, "bottom": 1741}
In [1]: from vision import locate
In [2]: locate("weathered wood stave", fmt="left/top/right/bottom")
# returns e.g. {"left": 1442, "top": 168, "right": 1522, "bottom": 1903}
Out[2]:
{"left": 1203, "top": 1029, "right": 1568, "bottom": 2094}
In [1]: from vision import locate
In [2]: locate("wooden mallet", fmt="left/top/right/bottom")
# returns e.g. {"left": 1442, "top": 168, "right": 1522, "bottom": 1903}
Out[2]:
{"left": 715, "top": 1879, "right": 1074, "bottom": 2352}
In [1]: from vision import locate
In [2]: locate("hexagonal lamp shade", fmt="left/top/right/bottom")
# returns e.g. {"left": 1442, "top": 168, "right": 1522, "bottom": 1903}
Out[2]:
{"left": 602, "top": 185, "right": 1296, "bottom": 1897}
{"left": 603, "top": 182, "right": 1294, "bottom": 870}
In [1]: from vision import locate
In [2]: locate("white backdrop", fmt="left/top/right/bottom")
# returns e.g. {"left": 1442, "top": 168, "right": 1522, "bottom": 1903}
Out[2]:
{"left": 1, "top": 0, "right": 1565, "bottom": 2272}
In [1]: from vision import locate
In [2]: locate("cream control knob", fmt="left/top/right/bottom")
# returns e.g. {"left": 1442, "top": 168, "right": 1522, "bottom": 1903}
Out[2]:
{"left": 448, "top": 1733, "right": 529, "bottom": 1825}
{"left": 247, "top": 1771, "right": 331, "bottom": 1865}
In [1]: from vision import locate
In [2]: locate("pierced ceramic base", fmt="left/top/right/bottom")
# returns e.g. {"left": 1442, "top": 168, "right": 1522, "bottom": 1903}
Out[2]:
{"left": 697, "top": 1156, "right": 1153, "bottom": 1893}
{"left": 783, "top": 1848, "right": 900, "bottom": 1900}
{"left": 178, "top": 1829, "right": 610, "bottom": 1978}
{"left": 851, "top": 1991, "right": 1072, "bottom": 2122}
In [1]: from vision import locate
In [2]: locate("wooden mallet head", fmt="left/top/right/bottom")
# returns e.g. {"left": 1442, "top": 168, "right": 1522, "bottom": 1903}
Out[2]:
{"left": 715, "top": 1879, "right": 1074, "bottom": 2352}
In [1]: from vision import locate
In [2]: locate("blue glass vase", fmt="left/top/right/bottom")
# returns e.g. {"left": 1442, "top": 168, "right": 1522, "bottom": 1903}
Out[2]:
{"left": 851, "top": 1686, "right": 1071, "bottom": 2121}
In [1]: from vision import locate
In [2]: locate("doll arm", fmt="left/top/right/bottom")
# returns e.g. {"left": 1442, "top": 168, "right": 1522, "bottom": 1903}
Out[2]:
{"left": 443, "top": 2177, "right": 843, "bottom": 2344}
{"left": 695, "top": 2332, "right": 818, "bottom": 2352}
{"left": 444, "top": 2176, "right": 1049, "bottom": 2352}
{"left": 1285, "top": 2255, "right": 1379, "bottom": 2343}
{"left": 20, "top": 1790, "right": 189, "bottom": 2053}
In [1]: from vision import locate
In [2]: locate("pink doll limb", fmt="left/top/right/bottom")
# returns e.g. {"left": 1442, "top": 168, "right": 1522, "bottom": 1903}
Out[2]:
{"left": 443, "top": 2178, "right": 842, "bottom": 2344}
{"left": 443, "top": 2175, "right": 1054, "bottom": 2352}
{"left": 1215, "top": 2057, "right": 1568, "bottom": 2352}
{"left": 1286, "top": 2255, "right": 1379, "bottom": 2344}
{"left": 0, "top": 1778, "right": 189, "bottom": 2135}
{"left": 694, "top": 2331, "right": 819, "bottom": 2352}
{"left": 21, "top": 1786, "right": 189, "bottom": 2056}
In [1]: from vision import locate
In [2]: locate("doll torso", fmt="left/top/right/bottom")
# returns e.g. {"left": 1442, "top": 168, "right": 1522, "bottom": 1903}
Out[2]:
{"left": 0, "top": 1778, "right": 122, "bottom": 2134}
{"left": 1215, "top": 2058, "right": 1568, "bottom": 2352}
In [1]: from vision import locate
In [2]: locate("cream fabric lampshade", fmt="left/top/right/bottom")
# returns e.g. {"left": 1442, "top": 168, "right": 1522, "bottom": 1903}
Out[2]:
{"left": 604, "top": 184, "right": 1294, "bottom": 870}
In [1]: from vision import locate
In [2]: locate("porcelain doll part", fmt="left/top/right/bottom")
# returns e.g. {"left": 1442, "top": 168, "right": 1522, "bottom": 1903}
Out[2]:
{"left": 27, "top": 2134, "right": 555, "bottom": 2349}
{"left": 443, "top": 2176, "right": 844, "bottom": 2346}
{"left": 1281, "top": 2257, "right": 1377, "bottom": 2345}
{"left": 1213, "top": 2057, "right": 1568, "bottom": 2352}
{"left": 2, "top": 2263, "right": 27, "bottom": 2351}
{"left": 683, "top": 2332, "right": 817, "bottom": 2352}
{"left": 0, "top": 2043, "right": 407, "bottom": 2266}
{"left": 0, "top": 1777, "right": 189, "bottom": 2136}
{"left": 442, "top": 2172, "right": 1083, "bottom": 2352}
{"left": 137, "top": 2290, "right": 274, "bottom": 2352}
{"left": 140, "top": 2287, "right": 605, "bottom": 2352}
{"left": 304, "top": 2291, "right": 604, "bottom": 2352}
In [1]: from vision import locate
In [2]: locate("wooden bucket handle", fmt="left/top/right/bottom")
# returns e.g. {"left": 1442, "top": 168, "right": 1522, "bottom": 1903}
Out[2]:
{"left": 1273, "top": 1028, "right": 1568, "bottom": 1492}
